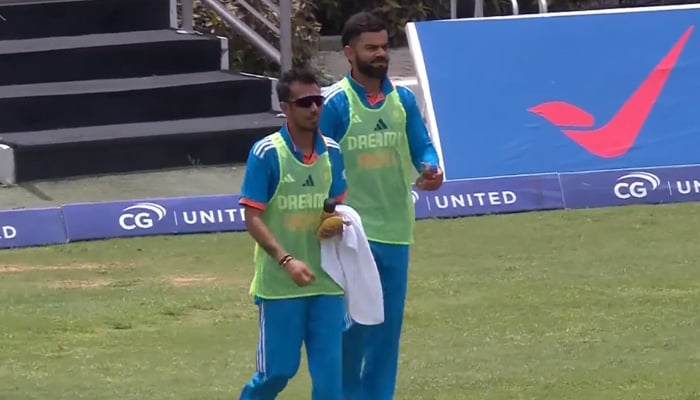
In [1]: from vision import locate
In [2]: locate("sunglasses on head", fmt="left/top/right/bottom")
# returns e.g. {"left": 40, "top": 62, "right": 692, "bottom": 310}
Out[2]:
{"left": 289, "top": 95, "right": 324, "bottom": 108}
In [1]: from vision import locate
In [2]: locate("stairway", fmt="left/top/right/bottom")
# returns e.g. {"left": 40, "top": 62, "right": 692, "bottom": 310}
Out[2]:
{"left": 0, "top": 0, "right": 280, "bottom": 183}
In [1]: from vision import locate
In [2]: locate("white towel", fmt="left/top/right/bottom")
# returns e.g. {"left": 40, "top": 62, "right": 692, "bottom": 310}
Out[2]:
{"left": 320, "top": 204, "right": 384, "bottom": 326}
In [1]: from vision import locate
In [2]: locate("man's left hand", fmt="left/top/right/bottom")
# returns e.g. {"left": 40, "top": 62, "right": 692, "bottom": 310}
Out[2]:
{"left": 417, "top": 167, "right": 444, "bottom": 191}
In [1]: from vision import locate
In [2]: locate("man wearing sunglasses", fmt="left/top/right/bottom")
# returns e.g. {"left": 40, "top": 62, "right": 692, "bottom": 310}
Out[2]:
{"left": 238, "top": 68, "right": 348, "bottom": 400}
{"left": 319, "top": 11, "right": 444, "bottom": 400}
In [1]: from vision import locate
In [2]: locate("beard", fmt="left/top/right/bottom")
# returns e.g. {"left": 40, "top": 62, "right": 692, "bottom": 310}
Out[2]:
{"left": 356, "top": 57, "right": 389, "bottom": 79}
{"left": 291, "top": 114, "right": 319, "bottom": 133}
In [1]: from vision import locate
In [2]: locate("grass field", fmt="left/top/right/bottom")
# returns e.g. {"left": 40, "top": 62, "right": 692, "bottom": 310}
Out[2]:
{"left": 1, "top": 203, "right": 700, "bottom": 400}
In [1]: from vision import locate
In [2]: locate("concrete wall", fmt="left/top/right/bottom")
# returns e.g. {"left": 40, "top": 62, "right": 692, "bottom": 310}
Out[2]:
{"left": 0, "top": 144, "right": 15, "bottom": 186}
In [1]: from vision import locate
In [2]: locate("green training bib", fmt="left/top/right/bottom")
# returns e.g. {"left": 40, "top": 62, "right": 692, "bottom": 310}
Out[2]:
{"left": 339, "top": 77, "right": 416, "bottom": 244}
{"left": 250, "top": 132, "right": 343, "bottom": 299}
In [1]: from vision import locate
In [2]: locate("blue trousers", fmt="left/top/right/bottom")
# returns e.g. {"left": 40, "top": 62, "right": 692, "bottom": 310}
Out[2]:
{"left": 239, "top": 294, "right": 345, "bottom": 400}
{"left": 342, "top": 241, "right": 410, "bottom": 400}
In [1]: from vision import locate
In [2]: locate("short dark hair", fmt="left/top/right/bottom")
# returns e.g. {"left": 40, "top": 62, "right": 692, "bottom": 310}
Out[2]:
{"left": 341, "top": 11, "right": 387, "bottom": 47}
{"left": 276, "top": 68, "right": 319, "bottom": 103}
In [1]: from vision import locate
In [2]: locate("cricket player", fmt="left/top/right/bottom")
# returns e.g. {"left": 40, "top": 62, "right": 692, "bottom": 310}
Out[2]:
{"left": 319, "top": 11, "right": 445, "bottom": 400}
{"left": 238, "top": 68, "right": 349, "bottom": 400}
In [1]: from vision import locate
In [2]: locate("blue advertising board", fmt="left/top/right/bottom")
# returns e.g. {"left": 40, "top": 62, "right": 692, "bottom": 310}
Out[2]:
{"left": 406, "top": 5, "right": 700, "bottom": 181}
{"left": 413, "top": 174, "right": 563, "bottom": 218}
{"left": 62, "top": 194, "right": 246, "bottom": 241}
{"left": 3, "top": 162, "right": 700, "bottom": 251}
{"left": 0, "top": 174, "right": 567, "bottom": 250}
{"left": 559, "top": 164, "right": 700, "bottom": 209}
{"left": 0, "top": 207, "right": 67, "bottom": 249}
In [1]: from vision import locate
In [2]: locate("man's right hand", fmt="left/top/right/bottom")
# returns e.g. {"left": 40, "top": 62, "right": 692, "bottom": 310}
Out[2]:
{"left": 284, "top": 259, "right": 315, "bottom": 286}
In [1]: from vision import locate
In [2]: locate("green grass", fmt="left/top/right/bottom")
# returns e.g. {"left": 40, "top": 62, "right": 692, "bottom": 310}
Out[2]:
{"left": 1, "top": 203, "right": 700, "bottom": 399}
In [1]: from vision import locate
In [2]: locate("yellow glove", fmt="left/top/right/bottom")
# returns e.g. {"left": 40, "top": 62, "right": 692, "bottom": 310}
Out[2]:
{"left": 317, "top": 198, "right": 345, "bottom": 238}
{"left": 317, "top": 214, "right": 345, "bottom": 238}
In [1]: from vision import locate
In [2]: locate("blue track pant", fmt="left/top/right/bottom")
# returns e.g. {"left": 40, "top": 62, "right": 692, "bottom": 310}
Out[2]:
{"left": 342, "top": 241, "right": 410, "bottom": 400}
{"left": 239, "top": 294, "right": 345, "bottom": 400}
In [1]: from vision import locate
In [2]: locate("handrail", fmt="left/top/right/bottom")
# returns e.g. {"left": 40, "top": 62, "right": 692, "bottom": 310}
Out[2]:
{"left": 235, "top": 0, "right": 279, "bottom": 35}
{"left": 180, "top": 0, "right": 292, "bottom": 72}
{"left": 181, "top": 0, "right": 193, "bottom": 31}
{"left": 474, "top": 0, "right": 484, "bottom": 17}
{"left": 258, "top": 0, "right": 278, "bottom": 12}
{"left": 278, "top": 0, "right": 292, "bottom": 72}
{"left": 199, "top": 0, "right": 280, "bottom": 64}
{"left": 537, "top": 0, "right": 548, "bottom": 13}
{"left": 467, "top": 0, "right": 540, "bottom": 18}
{"left": 510, "top": 0, "right": 519, "bottom": 14}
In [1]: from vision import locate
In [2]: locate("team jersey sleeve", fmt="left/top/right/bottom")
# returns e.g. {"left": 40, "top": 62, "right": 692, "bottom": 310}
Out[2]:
{"left": 325, "top": 137, "right": 348, "bottom": 203}
{"left": 239, "top": 137, "right": 278, "bottom": 210}
{"left": 320, "top": 84, "right": 350, "bottom": 143}
{"left": 397, "top": 86, "right": 441, "bottom": 173}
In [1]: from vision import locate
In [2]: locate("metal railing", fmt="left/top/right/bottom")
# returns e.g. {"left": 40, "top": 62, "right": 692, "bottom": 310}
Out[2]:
{"left": 536, "top": 0, "right": 548, "bottom": 13}
{"left": 510, "top": 0, "right": 520, "bottom": 15}
{"left": 180, "top": 0, "right": 292, "bottom": 72}
{"left": 178, "top": 0, "right": 545, "bottom": 72}
{"left": 463, "top": 0, "right": 548, "bottom": 18}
